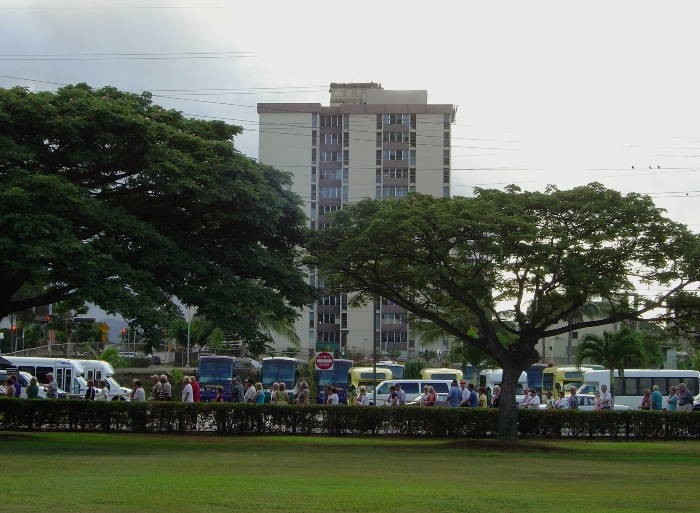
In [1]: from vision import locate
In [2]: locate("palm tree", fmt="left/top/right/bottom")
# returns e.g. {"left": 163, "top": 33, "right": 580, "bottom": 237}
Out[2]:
{"left": 574, "top": 326, "right": 646, "bottom": 405}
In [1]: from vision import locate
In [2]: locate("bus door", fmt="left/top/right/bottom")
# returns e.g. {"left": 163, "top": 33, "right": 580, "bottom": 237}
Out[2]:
{"left": 65, "top": 368, "right": 73, "bottom": 396}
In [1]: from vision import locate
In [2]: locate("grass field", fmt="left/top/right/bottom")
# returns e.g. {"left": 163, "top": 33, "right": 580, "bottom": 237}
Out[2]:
{"left": 2, "top": 432, "right": 699, "bottom": 513}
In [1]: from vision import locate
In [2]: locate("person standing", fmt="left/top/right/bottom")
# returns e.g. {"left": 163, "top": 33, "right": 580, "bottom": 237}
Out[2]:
{"left": 182, "top": 376, "right": 193, "bottom": 403}
{"left": 213, "top": 386, "right": 224, "bottom": 402}
{"left": 490, "top": 385, "right": 501, "bottom": 408}
{"left": 232, "top": 377, "right": 244, "bottom": 403}
{"left": 677, "top": 383, "right": 694, "bottom": 412}
{"left": 527, "top": 389, "right": 541, "bottom": 409}
{"left": 447, "top": 380, "right": 461, "bottom": 407}
{"left": 555, "top": 390, "right": 566, "bottom": 408}
{"left": 11, "top": 375, "right": 21, "bottom": 398}
{"left": 275, "top": 382, "right": 290, "bottom": 405}
{"left": 97, "top": 379, "right": 109, "bottom": 401}
{"left": 45, "top": 373, "right": 58, "bottom": 399}
{"left": 148, "top": 375, "right": 161, "bottom": 401}
{"left": 328, "top": 387, "right": 340, "bottom": 405}
{"left": 667, "top": 386, "right": 678, "bottom": 412}
{"left": 4, "top": 378, "right": 15, "bottom": 397}
{"left": 567, "top": 386, "right": 579, "bottom": 409}
{"left": 26, "top": 377, "right": 40, "bottom": 399}
{"left": 521, "top": 387, "right": 532, "bottom": 409}
{"left": 159, "top": 375, "right": 172, "bottom": 401}
{"left": 356, "top": 385, "right": 370, "bottom": 406}
{"left": 544, "top": 391, "right": 555, "bottom": 409}
{"left": 133, "top": 380, "right": 146, "bottom": 402}
{"left": 593, "top": 391, "right": 602, "bottom": 412}
{"left": 244, "top": 378, "right": 256, "bottom": 403}
{"left": 253, "top": 382, "right": 265, "bottom": 404}
{"left": 651, "top": 385, "right": 663, "bottom": 411}
{"left": 600, "top": 384, "right": 612, "bottom": 410}
{"left": 395, "top": 383, "right": 406, "bottom": 406}
{"left": 190, "top": 376, "right": 200, "bottom": 403}
{"left": 478, "top": 386, "right": 488, "bottom": 408}
{"left": 270, "top": 382, "right": 280, "bottom": 404}
{"left": 465, "top": 383, "right": 478, "bottom": 408}
{"left": 639, "top": 389, "right": 651, "bottom": 410}
{"left": 84, "top": 380, "right": 96, "bottom": 400}
{"left": 296, "top": 381, "right": 310, "bottom": 407}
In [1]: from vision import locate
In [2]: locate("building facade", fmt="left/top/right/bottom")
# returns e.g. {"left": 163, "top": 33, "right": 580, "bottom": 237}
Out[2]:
{"left": 258, "top": 83, "right": 456, "bottom": 360}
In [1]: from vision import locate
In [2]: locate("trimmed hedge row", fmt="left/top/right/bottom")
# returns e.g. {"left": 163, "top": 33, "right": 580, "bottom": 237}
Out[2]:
{"left": 1, "top": 398, "right": 699, "bottom": 438}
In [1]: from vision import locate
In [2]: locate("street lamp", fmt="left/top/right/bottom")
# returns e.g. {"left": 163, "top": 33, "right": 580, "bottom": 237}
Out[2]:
{"left": 184, "top": 306, "right": 197, "bottom": 369}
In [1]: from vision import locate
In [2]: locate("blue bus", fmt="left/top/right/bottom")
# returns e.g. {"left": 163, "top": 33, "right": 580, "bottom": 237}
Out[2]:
{"left": 315, "top": 358, "right": 354, "bottom": 404}
{"left": 198, "top": 355, "right": 253, "bottom": 402}
{"left": 261, "top": 357, "right": 310, "bottom": 402}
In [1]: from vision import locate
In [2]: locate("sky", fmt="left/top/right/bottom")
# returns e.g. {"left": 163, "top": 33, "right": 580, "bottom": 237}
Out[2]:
{"left": 2, "top": 0, "right": 700, "bottom": 322}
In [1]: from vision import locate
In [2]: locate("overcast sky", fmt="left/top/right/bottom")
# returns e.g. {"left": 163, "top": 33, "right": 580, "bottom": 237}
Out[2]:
{"left": 3, "top": 1, "right": 699, "bottom": 228}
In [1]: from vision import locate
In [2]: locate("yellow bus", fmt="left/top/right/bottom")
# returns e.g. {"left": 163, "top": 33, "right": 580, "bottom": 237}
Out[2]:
{"left": 541, "top": 366, "right": 597, "bottom": 395}
{"left": 420, "top": 367, "right": 464, "bottom": 381}
{"left": 348, "top": 367, "right": 393, "bottom": 403}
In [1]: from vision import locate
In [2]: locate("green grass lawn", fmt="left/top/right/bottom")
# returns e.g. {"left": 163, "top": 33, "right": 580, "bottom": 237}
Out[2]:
{"left": 2, "top": 432, "right": 699, "bottom": 513}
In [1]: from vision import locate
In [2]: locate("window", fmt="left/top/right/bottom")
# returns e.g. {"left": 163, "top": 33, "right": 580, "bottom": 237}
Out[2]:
{"left": 320, "top": 151, "right": 341, "bottom": 162}
{"left": 410, "top": 168, "right": 416, "bottom": 184}
{"left": 383, "top": 132, "right": 409, "bottom": 143}
{"left": 309, "top": 312, "right": 315, "bottom": 328}
{"left": 376, "top": 114, "right": 382, "bottom": 129}
{"left": 382, "top": 114, "right": 409, "bottom": 125}
{"left": 310, "top": 203, "right": 316, "bottom": 219}
{"left": 383, "top": 168, "right": 408, "bottom": 179}
{"left": 320, "top": 295, "right": 341, "bottom": 306}
{"left": 318, "top": 222, "right": 332, "bottom": 230}
{"left": 410, "top": 150, "right": 416, "bottom": 166}
{"left": 443, "top": 149, "right": 449, "bottom": 166}
{"left": 320, "top": 169, "right": 342, "bottom": 180}
{"left": 444, "top": 113, "right": 450, "bottom": 129}
{"left": 382, "top": 313, "right": 407, "bottom": 324}
{"left": 342, "top": 185, "right": 348, "bottom": 202}
{"left": 376, "top": 132, "right": 382, "bottom": 147}
{"left": 312, "top": 113, "right": 317, "bottom": 128}
{"left": 311, "top": 166, "right": 316, "bottom": 183}
{"left": 376, "top": 168, "right": 382, "bottom": 183}
{"left": 320, "top": 187, "right": 341, "bottom": 198}
{"left": 443, "top": 168, "right": 450, "bottom": 184}
{"left": 411, "top": 114, "right": 417, "bottom": 129}
{"left": 323, "top": 133, "right": 340, "bottom": 144}
{"left": 383, "top": 186, "right": 409, "bottom": 197}
{"left": 311, "top": 148, "right": 316, "bottom": 164}
{"left": 376, "top": 186, "right": 382, "bottom": 200}
{"left": 376, "top": 150, "right": 382, "bottom": 165}
{"left": 410, "top": 132, "right": 416, "bottom": 147}
{"left": 343, "top": 132, "right": 349, "bottom": 147}
{"left": 343, "top": 150, "right": 349, "bottom": 165}
{"left": 382, "top": 298, "right": 396, "bottom": 305}
{"left": 443, "top": 186, "right": 449, "bottom": 197}
{"left": 312, "top": 130, "right": 317, "bottom": 146}
{"left": 321, "top": 115, "right": 341, "bottom": 126}
{"left": 382, "top": 331, "right": 408, "bottom": 343}
{"left": 320, "top": 204, "right": 341, "bottom": 215}
{"left": 383, "top": 149, "right": 408, "bottom": 161}
{"left": 318, "top": 331, "right": 340, "bottom": 343}
{"left": 343, "top": 168, "right": 348, "bottom": 184}
{"left": 343, "top": 114, "right": 349, "bottom": 129}
{"left": 341, "top": 295, "right": 347, "bottom": 310}
{"left": 443, "top": 132, "right": 449, "bottom": 147}
{"left": 319, "top": 313, "right": 338, "bottom": 324}
{"left": 310, "top": 184, "right": 316, "bottom": 200}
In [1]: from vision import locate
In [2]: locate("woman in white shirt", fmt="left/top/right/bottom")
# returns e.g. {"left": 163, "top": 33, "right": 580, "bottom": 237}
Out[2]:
{"left": 182, "top": 376, "right": 193, "bottom": 403}
{"left": 97, "top": 379, "right": 109, "bottom": 401}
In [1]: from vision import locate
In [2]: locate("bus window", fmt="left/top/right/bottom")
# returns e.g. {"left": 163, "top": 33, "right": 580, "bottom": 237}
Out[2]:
{"left": 87, "top": 370, "right": 94, "bottom": 382}
{"left": 613, "top": 377, "right": 623, "bottom": 397}
{"left": 401, "top": 383, "right": 420, "bottom": 395}
{"left": 19, "top": 366, "right": 35, "bottom": 378}
{"left": 65, "top": 369, "right": 72, "bottom": 395}
{"left": 56, "top": 368, "right": 64, "bottom": 390}
{"left": 652, "top": 378, "right": 667, "bottom": 394}
{"left": 669, "top": 378, "right": 680, "bottom": 390}
{"left": 686, "top": 379, "right": 699, "bottom": 395}
{"left": 36, "top": 366, "right": 53, "bottom": 384}
{"left": 624, "top": 378, "right": 636, "bottom": 395}
{"left": 639, "top": 378, "right": 651, "bottom": 392}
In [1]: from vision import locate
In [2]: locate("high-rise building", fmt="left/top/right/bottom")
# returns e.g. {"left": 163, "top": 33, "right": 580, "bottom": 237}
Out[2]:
{"left": 258, "top": 83, "right": 456, "bottom": 359}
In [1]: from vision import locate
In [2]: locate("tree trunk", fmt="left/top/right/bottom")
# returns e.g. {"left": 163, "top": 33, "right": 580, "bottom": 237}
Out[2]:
{"left": 497, "top": 364, "right": 524, "bottom": 440}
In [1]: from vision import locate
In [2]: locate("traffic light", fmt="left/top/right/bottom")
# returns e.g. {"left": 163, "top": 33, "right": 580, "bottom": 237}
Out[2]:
{"left": 11, "top": 325, "right": 16, "bottom": 331}
{"left": 46, "top": 315, "right": 52, "bottom": 322}
{"left": 121, "top": 328, "right": 127, "bottom": 335}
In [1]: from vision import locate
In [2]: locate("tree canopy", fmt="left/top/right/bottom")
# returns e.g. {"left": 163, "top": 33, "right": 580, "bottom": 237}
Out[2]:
{"left": 306, "top": 184, "right": 700, "bottom": 438}
{"left": 0, "top": 84, "right": 313, "bottom": 341}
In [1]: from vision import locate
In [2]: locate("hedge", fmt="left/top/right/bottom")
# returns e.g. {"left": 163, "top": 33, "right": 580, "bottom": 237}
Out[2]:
{"left": 1, "top": 398, "right": 698, "bottom": 439}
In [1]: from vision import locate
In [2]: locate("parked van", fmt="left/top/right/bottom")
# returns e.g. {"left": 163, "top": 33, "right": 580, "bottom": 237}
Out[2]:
{"left": 373, "top": 379, "right": 454, "bottom": 406}
{"left": 0, "top": 369, "right": 67, "bottom": 399}
{"left": 76, "top": 360, "right": 131, "bottom": 400}
{"left": 2, "top": 356, "right": 87, "bottom": 398}
{"left": 420, "top": 368, "right": 464, "bottom": 381}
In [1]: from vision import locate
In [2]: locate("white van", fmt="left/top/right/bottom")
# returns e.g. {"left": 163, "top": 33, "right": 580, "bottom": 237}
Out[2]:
{"left": 76, "top": 360, "right": 131, "bottom": 400}
{"left": 0, "top": 370, "right": 67, "bottom": 399}
{"left": 373, "top": 379, "right": 454, "bottom": 406}
{"left": 3, "top": 356, "right": 87, "bottom": 398}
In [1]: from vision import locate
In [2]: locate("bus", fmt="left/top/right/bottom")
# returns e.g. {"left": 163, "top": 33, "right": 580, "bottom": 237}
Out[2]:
{"left": 76, "top": 360, "right": 131, "bottom": 400}
{"left": 315, "top": 358, "right": 354, "bottom": 404}
{"left": 348, "top": 367, "right": 393, "bottom": 402}
{"left": 541, "top": 366, "right": 597, "bottom": 396}
{"left": 1, "top": 356, "right": 87, "bottom": 398}
{"left": 578, "top": 369, "right": 700, "bottom": 409}
{"left": 420, "top": 368, "right": 464, "bottom": 381}
{"left": 261, "top": 357, "right": 310, "bottom": 402}
{"left": 525, "top": 363, "right": 548, "bottom": 392}
{"left": 198, "top": 355, "right": 255, "bottom": 402}
{"left": 376, "top": 361, "right": 404, "bottom": 379}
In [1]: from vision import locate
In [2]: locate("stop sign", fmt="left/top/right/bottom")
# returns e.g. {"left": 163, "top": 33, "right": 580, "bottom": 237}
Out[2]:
{"left": 315, "top": 351, "right": 334, "bottom": 371}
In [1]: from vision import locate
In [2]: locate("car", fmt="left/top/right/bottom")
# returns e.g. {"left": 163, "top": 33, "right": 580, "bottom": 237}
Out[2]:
{"left": 541, "top": 394, "right": 630, "bottom": 411}
{"left": 693, "top": 393, "right": 700, "bottom": 411}
{"left": 406, "top": 392, "right": 448, "bottom": 407}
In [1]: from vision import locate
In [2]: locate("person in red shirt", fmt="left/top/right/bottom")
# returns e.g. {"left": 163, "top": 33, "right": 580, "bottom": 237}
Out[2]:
{"left": 190, "top": 375, "right": 200, "bottom": 403}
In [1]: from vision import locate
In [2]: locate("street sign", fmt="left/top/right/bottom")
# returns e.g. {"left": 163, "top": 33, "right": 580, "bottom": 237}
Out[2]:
{"left": 101, "top": 333, "right": 108, "bottom": 342}
{"left": 99, "top": 322, "right": 110, "bottom": 333}
{"left": 315, "top": 351, "right": 334, "bottom": 371}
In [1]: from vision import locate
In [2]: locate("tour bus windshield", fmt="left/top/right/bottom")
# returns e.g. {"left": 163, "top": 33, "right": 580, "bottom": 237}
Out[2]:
{"left": 317, "top": 359, "right": 353, "bottom": 387}
{"left": 199, "top": 358, "right": 235, "bottom": 386}
{"left": 262, "top": 359, "right": 298, "bottom": 386}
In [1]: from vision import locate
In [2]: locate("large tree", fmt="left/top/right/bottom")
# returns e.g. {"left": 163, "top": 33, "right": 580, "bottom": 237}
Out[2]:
{"left": 0, "top": 84, "right": 313, "bottom": 341}
{"left": 306, "top": 184, "right": 700, "bottom": 439}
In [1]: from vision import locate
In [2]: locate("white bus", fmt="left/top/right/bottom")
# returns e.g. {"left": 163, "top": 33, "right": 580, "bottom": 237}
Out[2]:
{"left": 480, "top": 369, "right": 528, "bottom": 404}
{"left": 578, "top": 369, "right": 700, "bottom": 409}
{"left": 2, "top": 356, "right": 87, "bottom": 398}
{"left": 76, "top": 360, "right": 132, "bottom": 400}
